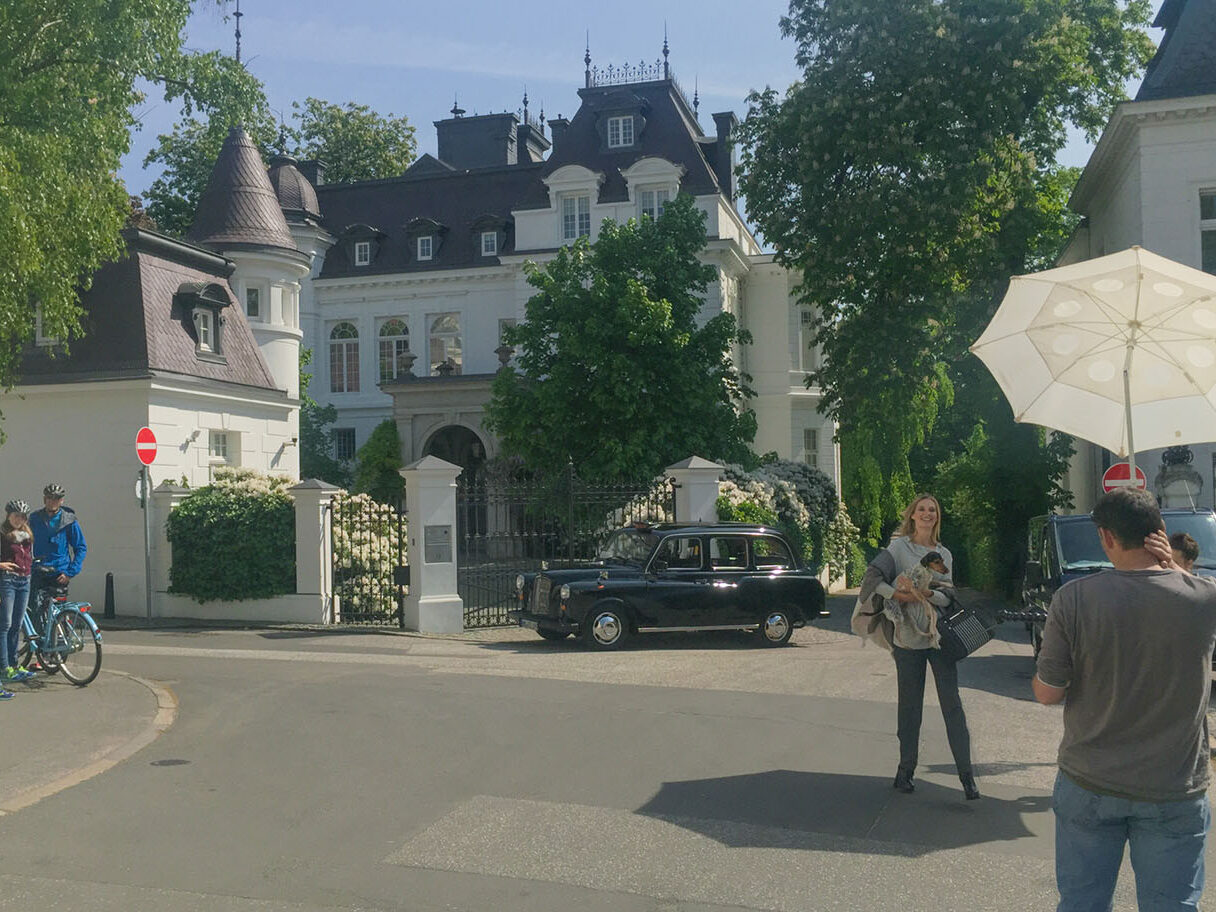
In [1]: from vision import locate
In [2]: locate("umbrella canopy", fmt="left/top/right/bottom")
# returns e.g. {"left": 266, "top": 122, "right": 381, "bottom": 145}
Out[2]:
{"left": 971, "top": 247, "right": 1216, "bottom": 473}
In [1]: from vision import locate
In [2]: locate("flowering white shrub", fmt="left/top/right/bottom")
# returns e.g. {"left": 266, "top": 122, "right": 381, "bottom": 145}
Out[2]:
{"left": 331, "top": 491, "right": 406, "bottom": 622}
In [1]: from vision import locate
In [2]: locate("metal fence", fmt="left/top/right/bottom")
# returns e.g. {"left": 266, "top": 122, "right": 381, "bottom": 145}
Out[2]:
{"left": 456, "top": 466, "right": 675, "bottom": 628}
{"left": 330, "top": 491, "right": 407, "bottom": 626}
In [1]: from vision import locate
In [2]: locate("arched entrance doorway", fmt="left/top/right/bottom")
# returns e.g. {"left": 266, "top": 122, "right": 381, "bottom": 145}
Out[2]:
{"left": 422, "top": 425, "right": 487, "bottom": 480}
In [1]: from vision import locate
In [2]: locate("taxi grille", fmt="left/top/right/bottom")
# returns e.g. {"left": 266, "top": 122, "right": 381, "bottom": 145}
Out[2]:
{"left": 532, "top": 577, "right": 553, "bottom": 616}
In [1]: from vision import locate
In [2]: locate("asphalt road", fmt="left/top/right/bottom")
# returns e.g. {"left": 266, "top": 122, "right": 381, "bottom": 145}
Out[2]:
{"left": 0, "top": 594, "right": 1200, "bottom": 911}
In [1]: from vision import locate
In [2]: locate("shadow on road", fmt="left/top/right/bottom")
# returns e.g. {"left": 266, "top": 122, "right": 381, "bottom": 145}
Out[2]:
{"left": 959, "top": 653, "right": 1038, "bottom": 702}
{"left": 635, "top": 769, "right": 1050, "bottom": 854}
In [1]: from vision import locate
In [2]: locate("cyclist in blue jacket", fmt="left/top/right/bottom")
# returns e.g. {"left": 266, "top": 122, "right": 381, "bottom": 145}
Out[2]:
{"left": 30, "top": 482, "right": 87, "bottom": 596}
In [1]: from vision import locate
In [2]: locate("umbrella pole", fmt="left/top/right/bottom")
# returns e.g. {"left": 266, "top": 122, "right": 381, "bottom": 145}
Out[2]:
{"left": 1123, "top": 340, "right": 1137, "bottom": 483}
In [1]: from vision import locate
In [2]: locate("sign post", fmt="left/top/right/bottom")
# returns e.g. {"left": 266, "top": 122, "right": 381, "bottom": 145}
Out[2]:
{"left": 136, "top": 427, "right": 157, "bottom": 619}
{"left": 1101, "top": 461, "right": 1147, "bottom": 493}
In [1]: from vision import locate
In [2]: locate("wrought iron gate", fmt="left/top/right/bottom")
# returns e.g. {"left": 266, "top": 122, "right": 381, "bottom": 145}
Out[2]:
{"left": 456, "top": 466, "right": 675, "bottom": 628}
{"left": 330, "top": 492, "right": 408, "bottom": 626}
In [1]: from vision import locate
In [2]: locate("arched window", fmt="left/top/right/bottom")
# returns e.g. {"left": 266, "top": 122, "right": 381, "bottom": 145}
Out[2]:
{"left": 329, "top": 322, "right": 360, "bottom": 393}
{"left": 428, "top": 313, "right": 462, "bottom": 375}
{"left": 378, "top": 318, "right": 410, "bottom": 383}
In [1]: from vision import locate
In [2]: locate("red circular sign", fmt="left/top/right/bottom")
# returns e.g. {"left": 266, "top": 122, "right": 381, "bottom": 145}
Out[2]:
{"left": 1101, "top": 462, "right": 1146, "bottom": 493}
{"left": 136, "top": 426, "right": 158, "bottom": 466}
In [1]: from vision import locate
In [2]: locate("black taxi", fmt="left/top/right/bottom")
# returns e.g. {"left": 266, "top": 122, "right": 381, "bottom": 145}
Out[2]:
{"left": 508, "top": 522, "right": 827, "bottom": 650}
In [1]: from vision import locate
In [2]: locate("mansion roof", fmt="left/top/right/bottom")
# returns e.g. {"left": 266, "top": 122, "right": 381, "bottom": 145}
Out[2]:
{"left": 1136, "top": 0, "right": 1216, "bottom": 102}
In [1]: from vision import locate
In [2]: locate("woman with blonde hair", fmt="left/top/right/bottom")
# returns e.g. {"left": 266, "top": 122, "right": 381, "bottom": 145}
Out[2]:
{"left": 853, "top": 493, "right": 978, "bottom": 799}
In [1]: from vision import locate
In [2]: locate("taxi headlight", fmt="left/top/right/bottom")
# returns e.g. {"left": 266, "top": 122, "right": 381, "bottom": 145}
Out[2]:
{"left": 515, "top": 574, "right": 525, "bottom": 592}
{"left": 560, "top": 584, "right": 571, "bottom": 600}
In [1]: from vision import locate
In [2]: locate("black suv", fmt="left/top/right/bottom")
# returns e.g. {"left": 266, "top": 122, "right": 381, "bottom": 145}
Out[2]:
{"left": 508, "top": 522, "right": 827, "bottom": 650}
{"left": 1021, "top": 509, "right": 1216, "bottom": 656}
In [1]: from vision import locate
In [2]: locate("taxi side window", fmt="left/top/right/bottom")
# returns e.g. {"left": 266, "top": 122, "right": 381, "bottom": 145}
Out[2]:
{"left": 753, "top": 536, "right": 795, "bottom": 570}
{"left": 709, "top": 536, "right": 748, "bottom": 570}
{"left": 656, "top": 536, "right": 702, "bottom": 570}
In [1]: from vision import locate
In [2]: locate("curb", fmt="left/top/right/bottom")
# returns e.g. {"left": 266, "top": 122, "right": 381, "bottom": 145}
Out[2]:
{"left": 0, "top": 670, "right": 177, "bottom": 816}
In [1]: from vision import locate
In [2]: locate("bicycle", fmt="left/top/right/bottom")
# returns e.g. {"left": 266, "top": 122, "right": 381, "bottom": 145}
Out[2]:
{"left": 18, "top": 564, "right": 103, "bottom": 686}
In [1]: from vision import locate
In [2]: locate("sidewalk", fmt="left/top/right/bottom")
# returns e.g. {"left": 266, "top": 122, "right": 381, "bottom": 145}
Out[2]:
{"left": 0, "top": 668, "right": 173, "bottom": 815}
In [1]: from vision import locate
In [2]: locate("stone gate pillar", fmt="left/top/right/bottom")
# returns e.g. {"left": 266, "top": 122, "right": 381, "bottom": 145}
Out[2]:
{"left": 151, "top": 482, "right": 192, "bottom": 597}
{"left": 289, "top": 479, "right": 340, "bottom": 623}
{"left": 665, "top": 456, "right": 724, "bottom": 523}
{"left": 401, "top": 455, "right": 464, "bottom": 633}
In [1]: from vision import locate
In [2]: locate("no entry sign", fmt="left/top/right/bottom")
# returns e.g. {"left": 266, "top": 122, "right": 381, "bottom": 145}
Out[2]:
{"left": 136, "top": 426, "right": 158, "bottom": 466}
{"left": 1101, "top": 461, "right": 1146, "bottom": 493}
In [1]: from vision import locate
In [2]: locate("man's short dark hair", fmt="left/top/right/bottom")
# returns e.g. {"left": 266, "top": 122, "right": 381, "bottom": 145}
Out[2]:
{"left": 1090, "top": 487, "right": 1164, "bottom": 549}
{"left": 1170, "top": 531, "right": 1200, "bottom": 563}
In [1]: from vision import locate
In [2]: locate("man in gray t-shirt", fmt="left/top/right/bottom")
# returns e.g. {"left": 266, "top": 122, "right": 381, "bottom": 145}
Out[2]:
{"left": 1034, "top": 487, "right": 1216, "bottom": 912}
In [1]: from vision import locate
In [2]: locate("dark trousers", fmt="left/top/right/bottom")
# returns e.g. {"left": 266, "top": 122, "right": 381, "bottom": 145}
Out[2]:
{"left": 892, "top": 645, "right": 972, "bottom": 777}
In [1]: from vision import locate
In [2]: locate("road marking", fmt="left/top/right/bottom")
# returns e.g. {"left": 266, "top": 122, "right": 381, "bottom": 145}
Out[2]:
{"left": 0, "top": 671, "right": 177, "bottom": 815}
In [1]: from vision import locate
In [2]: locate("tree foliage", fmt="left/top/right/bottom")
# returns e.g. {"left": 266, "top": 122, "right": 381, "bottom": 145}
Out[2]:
{"left": 353, "top": 419, "right": 405, "bottom": 505}
{"left": 0, "top": 0, "right": 192, "bottom": 398}
{"left": 485, "top": 196, "right": 757, "bottom": 481}
{"left": 299, "top": 348, "right": 351, "bottom": 486}
{"left": 287, "top": 98, "right": 417, "bottom": 186}
{"left": 737, "top": 0, "right": 1153, "bottom": 567}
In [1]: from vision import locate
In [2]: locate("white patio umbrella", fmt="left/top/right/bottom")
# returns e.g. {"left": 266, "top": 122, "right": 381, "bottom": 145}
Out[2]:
{"left": 970, "top": 246, "right": 1216, "bottom": 481}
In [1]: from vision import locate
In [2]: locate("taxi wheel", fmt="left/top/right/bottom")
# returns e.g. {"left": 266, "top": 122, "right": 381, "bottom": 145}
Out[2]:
{"left": 757, "top": 608, "right": 794, "bottom": 647}
{"left": 537, "top": 628, "right": 570, "bottom": 642}
{"left": 583, "top": 607, "right": 629, "bottom": 651}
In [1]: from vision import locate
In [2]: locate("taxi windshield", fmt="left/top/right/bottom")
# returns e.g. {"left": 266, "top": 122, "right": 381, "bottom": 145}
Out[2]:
{"left": 596, "top": 528, "right": 659, "bottom": 565}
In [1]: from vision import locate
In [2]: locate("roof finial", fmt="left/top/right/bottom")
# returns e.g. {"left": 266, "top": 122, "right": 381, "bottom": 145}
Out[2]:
{"left": 234, "top": 0, "right": 243, "bottom": 66}
{"left": 585, "top": 32, "right": 592, "bottom": 88}
{"left": 693, "top": 74, "right": 699, "bottom": 117}
{"left": 662, "top": 23, "right": 669, "bottom": 80}
{"left": 451, "top": 95, "right": 465, "bottom": 118}
{"left": 522, "top": 86, "right": 529, "bottom": 121}
{"left": 278, "top": 113, "right": 287, "bottom": 155}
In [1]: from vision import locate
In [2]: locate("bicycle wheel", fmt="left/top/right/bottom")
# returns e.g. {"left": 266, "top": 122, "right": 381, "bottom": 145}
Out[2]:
{"left": 54, "top": 609, "right": 102, "bottom": 686}
{"left": 18, "top": 633, "right": 60, "bottom": 675}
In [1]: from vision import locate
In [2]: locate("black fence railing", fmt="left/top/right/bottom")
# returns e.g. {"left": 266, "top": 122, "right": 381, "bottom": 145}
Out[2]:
{"left": 330, "top": 492, "right": 407, "bottom": 626}
{"left": 456, "top": 466, "right": 675, "bottom": 628}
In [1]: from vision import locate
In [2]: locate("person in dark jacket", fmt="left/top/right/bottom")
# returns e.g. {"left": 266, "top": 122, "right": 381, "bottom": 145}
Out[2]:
{"left": 30, "top": 483, "right": 86, "bottom": 615}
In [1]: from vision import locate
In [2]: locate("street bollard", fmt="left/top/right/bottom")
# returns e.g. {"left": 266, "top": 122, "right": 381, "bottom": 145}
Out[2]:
{"left": 104, "top": 572, "right": 115, "bottom": 619}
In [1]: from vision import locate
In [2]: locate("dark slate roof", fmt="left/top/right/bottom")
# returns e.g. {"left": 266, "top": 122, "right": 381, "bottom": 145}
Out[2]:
{"left": 267, "top": 154, "right": 322, "bottom": 225}
{"left": 1136, "top": 0, "right": 1216, "bottom": 101}
{"left": 20, "top": 229, "right": 282, "bottom": 394}
{"left": 316, "top": 164, "right": 542, "bottom": 277}
{"left": 520, "top": 80, "right": 721, "bottom": 210}
{"left": 187, "top": 126, "right": 299, "bottom": 252}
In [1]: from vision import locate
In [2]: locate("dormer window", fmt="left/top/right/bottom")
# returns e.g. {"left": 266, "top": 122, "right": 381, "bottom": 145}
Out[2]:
{"left": 607, "top": 116, "right": 635, "bottom": 149}
{"left": 481, "top": 231, "right": 498, "bottom": 256}
{"left": 354, "top": 241, "right": 371, "bottom": 266}
{"left": 639, "top": 188, "right": 670, "bottom": 220}
{"left": 194, "top": 309, "right": 215, "bottom": 352}
{"left": 417, "top": 236, "right": 434, "bottom": 261}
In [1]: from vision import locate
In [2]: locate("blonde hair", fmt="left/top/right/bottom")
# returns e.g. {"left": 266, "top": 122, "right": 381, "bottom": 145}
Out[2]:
{"left": 894, "top": 493, "right": 942, "bottom": 544}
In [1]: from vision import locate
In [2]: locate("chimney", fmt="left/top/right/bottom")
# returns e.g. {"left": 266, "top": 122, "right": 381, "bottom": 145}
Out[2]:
{"left": 297, "top": 159, "right": 326, "bottom": 187}
{"left": 435, "top": 113, "right": 520, "bottom": 169}
{"left": 546, "top": 116, "right": 570, "bottom": 151}
{"left": 517, "top": 123, "right": 551, "bottom": 163}
{"left": 711, "top": 112, "right": 739, "bottom": 200}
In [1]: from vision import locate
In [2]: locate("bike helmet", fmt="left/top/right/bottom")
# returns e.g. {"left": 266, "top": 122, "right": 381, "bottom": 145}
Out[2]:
{"left": 4, "top": 500, "right": 29, "bottom": 515}
{"left": 43, "top": 483, "right": 65, "bottom": 498}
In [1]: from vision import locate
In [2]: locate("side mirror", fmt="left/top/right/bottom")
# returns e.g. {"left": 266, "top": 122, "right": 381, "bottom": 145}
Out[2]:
{"left": 1023, "top": 560, "right": 1043, "bottom": 589}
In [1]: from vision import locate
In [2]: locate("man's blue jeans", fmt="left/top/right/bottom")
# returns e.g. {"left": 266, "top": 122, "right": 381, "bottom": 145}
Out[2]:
{"left": 1053, "top": 770, "right": 1209, "bottom": 911}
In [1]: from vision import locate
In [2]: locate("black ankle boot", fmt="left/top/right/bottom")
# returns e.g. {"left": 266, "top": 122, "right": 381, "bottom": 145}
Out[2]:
{"left": 960, "top": 773, "right": 981, "bottom": 800}
{"left": 893, "top": 769, "right": 915, "bottom": 793}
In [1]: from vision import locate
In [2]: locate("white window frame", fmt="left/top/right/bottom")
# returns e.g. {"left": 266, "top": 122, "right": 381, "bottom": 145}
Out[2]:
{"left": 481, "top": 231, "right": 498, "bottom": 256}
{"left": 417, "top": 236, "right": 434, "bottom": 261}
{"left": 354, "top": 240, "right": 371, "bottom": 267}
{"left": 245, "top": 287, "right": 261, "bottom": 320}
{"left": 803, "top": 428, "right": 819, "bottom": 467}
{"left": 333, "top": 428, "right": 356, "bottom": 462}
{"left": 427, "top": 312, "right": 462, "bottom": 375}
{"left": 561, "top": 194, "right": 591, "bottom": 241}
{"left": 34, "top": 305, "right": 55, "bottom": 347}
{"left": 193, "top": 309, "right": 214, "bottom": 352}
{"left": 328, "top": 322, "right": 360, "bottom": 393}
{"left": 498, "top": 318, "right": 517, "bottom": 345}
{"left": 798, "top": 308, "right": 818, "bottom": 373}
{"left": 607, "top": 115, "right": 634, "bottom": 149}
{"left": 208, "top": 430, "right": 230, "bottom": 462}
{"left": 1202, "top": 190, "right": 1216, "bottom": 276}
{"left": 639, "top": 187, "right": 671, "bottom": 220}
{"left": 378, "top": 318, "right": 410, "bottom": 384}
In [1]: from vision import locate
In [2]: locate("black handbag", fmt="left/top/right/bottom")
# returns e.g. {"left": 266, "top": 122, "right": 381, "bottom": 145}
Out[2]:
{"left": 936, "top": 594, "right": 997, "bottom": 662}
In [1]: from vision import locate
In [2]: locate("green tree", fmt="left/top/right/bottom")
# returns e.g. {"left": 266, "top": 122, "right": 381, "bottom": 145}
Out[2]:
{"left": 353, "top": 419, "right": 405, "bottom": 505}
{"left": 737, "top": 0, "right": 1153, "bottom": 549}
{"left": 299, "top": 348, "right": 351, "bottom": 486}
{"left": 0, "top": 0, "right": 192, "bottom": 399}
{"left": 287, "top": 98, "right": 416, "bottom": 186}
{"left": 485, "top": 196, "right": 757, "bottom": 481}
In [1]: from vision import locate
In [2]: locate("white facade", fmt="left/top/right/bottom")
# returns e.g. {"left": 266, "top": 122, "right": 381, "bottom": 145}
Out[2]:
{"left": 1061, "top": 94, "right": 1216, "bottom": 511}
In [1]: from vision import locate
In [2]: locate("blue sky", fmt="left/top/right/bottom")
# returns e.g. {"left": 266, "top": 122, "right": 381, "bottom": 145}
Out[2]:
{"left": 118, "top": 0, "right": 1165, "bottom": 200}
